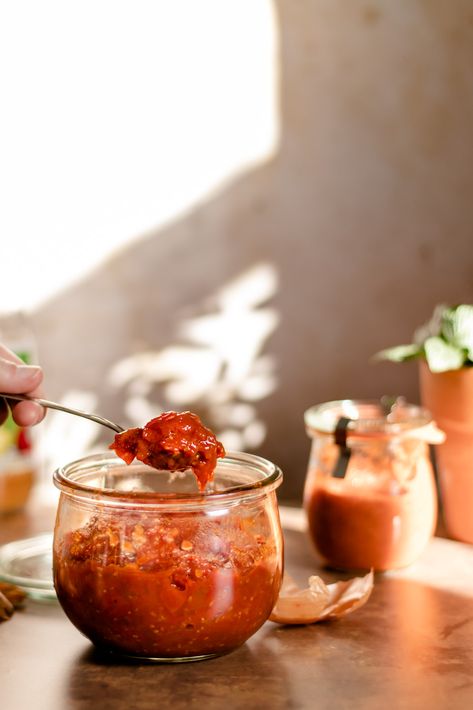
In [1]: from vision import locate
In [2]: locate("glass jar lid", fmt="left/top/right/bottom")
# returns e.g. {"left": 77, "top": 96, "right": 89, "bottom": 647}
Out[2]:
{"left": 0, "top": 533, "right": 55, "bottom": 601}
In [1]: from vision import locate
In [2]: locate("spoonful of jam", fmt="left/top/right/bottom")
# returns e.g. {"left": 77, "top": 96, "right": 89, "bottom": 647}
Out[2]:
{"left": 110, "top": 411, "right": 226, "bottom": 491}
{"left": 0, "top": 394, "right": 225, "bottom": 491}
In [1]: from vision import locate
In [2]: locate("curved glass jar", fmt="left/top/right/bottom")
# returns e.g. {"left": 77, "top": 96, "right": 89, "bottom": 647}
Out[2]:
{"left": 303, "top": 400, "right": 438, "bottom": 571}
{"left": 53, "top": 452, "right": 283, "bottom": 662}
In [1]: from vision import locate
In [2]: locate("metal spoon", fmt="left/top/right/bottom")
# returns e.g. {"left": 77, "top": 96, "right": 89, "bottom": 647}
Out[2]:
{"left": 0, "top": 393, "right": 124, "bottom": 433}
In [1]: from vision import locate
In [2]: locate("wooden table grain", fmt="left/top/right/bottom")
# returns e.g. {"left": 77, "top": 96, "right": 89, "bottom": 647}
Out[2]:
{"left": 1, "top": 504, "right": 473, "bottom": 710}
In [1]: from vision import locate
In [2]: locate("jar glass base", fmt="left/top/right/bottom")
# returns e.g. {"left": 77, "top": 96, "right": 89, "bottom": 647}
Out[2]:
{"left": 104, "top": 648, "right": 222, "bottom": 664}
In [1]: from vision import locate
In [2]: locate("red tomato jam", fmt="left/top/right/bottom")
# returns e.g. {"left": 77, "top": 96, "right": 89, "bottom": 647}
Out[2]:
{"left": 54, "top": 510, "right": 282, "bottom": 659}
{"left": 110, "top": 411, "right": 225, "bottom": 491}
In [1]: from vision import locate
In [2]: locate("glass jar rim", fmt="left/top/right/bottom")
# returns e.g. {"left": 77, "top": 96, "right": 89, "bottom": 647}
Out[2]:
{"left": 304, "top": 398, "right": 432, "bottom": 438}
{"left": 53, "top": 450, "right": 283, "bottom": 507}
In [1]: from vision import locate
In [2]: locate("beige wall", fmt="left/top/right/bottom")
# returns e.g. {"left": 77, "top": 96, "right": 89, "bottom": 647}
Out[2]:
{"left": 34, "top": 0, "right": 473, "bottom": 501}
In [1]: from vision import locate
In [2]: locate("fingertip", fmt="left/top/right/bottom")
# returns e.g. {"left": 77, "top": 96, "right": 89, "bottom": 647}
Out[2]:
{"left": 0, "top": 359, "right": 44, "bottom": 394}
{"left": 12, "top": 400, "right": 45, "bottom": 427}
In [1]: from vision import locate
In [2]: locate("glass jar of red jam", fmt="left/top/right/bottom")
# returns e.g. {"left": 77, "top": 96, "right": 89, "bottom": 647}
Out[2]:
{"left": 53, "top": 451, "right": 283, "bottom": 662}
{"left": 303, "top": 400, "right": 438, "bottom": 571}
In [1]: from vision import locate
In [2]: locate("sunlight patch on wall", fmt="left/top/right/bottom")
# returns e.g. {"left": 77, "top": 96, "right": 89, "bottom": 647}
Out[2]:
{"left": 0, "top": 1, "right": 279, "bottom": 312}
{"left": 109, "top": 263, "right": 279, "bottom": 451}
{"left": 34, "top": 263, "right": 279, "bottom": 492}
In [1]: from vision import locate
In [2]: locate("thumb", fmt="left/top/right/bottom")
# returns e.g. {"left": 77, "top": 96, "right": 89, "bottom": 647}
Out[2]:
{"left": 0, "top": 357, "right": 43, "bottom": 394}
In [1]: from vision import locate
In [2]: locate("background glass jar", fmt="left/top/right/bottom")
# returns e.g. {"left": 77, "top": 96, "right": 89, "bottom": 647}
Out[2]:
{"left": 0, "top": 311, "right": 38, "bottom": 514}
{"left": 303, "top": 400, "right": 439, "bottom": 571}
{"left": 53, "top": 452, "right": 283, "bottom": 662}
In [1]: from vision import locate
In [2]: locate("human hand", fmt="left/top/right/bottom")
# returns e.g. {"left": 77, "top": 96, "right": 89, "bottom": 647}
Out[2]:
{"left": 0, "top": 344, "right": 45, "bottom": 427}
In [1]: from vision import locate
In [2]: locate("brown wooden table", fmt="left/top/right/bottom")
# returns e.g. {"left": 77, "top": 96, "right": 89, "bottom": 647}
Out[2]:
{"left": 1, "top": 504, "right": 473, "bottom": 710}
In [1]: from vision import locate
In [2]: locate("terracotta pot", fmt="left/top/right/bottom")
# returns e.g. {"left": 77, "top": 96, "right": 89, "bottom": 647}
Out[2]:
{"left": 419, "top": 361, "right": 473, "bottom": 543}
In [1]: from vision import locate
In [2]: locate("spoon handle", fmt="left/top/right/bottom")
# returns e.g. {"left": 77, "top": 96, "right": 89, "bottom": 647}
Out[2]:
{"left": 0, "top": 393, "right": 124, "bottom": 433}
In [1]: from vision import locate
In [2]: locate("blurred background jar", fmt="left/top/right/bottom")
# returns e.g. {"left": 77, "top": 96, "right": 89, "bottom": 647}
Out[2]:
{"left": 0, "top": 311, "right": 39, "bottom": 515}
{"left": 303, "top": 399, "right": 441, "bottom": 571}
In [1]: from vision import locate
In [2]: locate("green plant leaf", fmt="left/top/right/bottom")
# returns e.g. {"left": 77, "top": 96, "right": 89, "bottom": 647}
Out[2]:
{"left": 424, "top": 336, "right": 466, "bottom": 372}
{"left": 441, "top": 305, "right": 473, "bottom": 350}
{"left": 374, "top": 344, "right": 422, "bottom": 362}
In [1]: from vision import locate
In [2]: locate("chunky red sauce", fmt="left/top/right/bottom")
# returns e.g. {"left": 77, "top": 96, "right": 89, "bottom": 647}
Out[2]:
{"left": 304, "top": 440, "right": 437, "bottom": 570}
{"left": 54, "top": 512, "right": 281, "bottom": 658}
{"left": 110, "top": 411, "right": 225, "bottom": 491}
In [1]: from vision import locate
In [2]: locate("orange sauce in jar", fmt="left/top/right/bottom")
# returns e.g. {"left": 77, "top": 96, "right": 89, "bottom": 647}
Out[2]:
{"left": 54, "top": 417, "right": 282, "bottom": 660}
{"left": 303, "top": 401, "right": 438, "bottom": 571}
{"left": 0, "top": 468, "right": 35, "bottom": 514}
{"left": 54, "top": 510, "right": 281, "bottom": 658}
